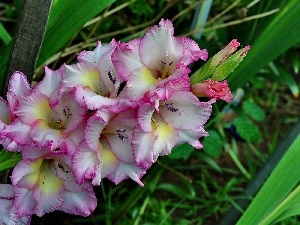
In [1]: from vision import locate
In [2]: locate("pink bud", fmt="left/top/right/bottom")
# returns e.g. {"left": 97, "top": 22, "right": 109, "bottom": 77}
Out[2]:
{"left": 191, "top": 79, "right": 233, "bottom": 102}
{"left": 212, "top": 39, "right": 241, "bottom": 66}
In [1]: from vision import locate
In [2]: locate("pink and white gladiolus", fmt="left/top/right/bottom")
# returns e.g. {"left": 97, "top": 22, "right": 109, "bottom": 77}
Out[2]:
{"left": 0, "top": 18, "right": 247, "bottom": 221}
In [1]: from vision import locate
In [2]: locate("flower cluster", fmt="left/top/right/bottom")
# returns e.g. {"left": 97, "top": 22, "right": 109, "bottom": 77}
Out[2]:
{"left": 0, "top": 19, "right": 241, "bottom": 223}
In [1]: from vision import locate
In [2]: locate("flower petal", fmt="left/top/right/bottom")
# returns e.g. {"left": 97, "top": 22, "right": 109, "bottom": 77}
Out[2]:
{"left": 137, "top": 103, "right": 155, "bottom": 132}
{"left": 178, "top": 127, "right": 208, "bottom": 149}
{"left": 1, "top": 120, "right": 32, "bottom": 147}
{"left": 72, "top": 141, "right": 100, "bottom": 184}
{"left": 153, "top": 115, "right": 179, "bottom": 158}
{"left": 30, "top": 119, "right": 63, "bottom": 149}
{"left": 33, "top": 161, "right": 64, "bottom": 217}
{"left": 63, "top": 62, "right": 105, "bottom": 95}
{"left": 178, "top": 36, "right": 208, "bottom": 63}
{"left": 8, "top": 71, "right": 30, "bottom": 97}
{"left": 111, "top": 38, "right": 143, "bottom": 81}
{"left": 0, "top": 97, "right": 9, "bottom": 125}
{"left": 32, "top": 66, "right": 63, "bottom": 99}
{"left": 16, "top": 91, "right": 52, "bottom": 125}
{"left": 159, "top": 91, "right": 213, "bottom": 129}
{"left": 107, "top": 162, "right": 146, "bottom": 187}
{"left": 12, "top": 186, "right": 36, "bottom": 217}
{"left": 85, "top": 110, "right": 112, "bottom": 151}
{"left": 60, "top": 185, "right": 97, "bottom": 217}
{"left": 132, "top": 126, "right": 155, "bottom": 168}
{"left": 0, "top": 184, "right": 31, "bottom": 225}
{"left": 139, "top": 19, "right": 184, "bottom": 72}
{"left": 126, "top": 66, "right": 158, "bottom": 100}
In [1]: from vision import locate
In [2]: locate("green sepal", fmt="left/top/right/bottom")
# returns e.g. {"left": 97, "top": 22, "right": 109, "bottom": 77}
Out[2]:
{"left": 190, "top": 58, "right": 213, "bottom": 85}
{"left": 211, "top": 47, "right": 248, "bottom": 81}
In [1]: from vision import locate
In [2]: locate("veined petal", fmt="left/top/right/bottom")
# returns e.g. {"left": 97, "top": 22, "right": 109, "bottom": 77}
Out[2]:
{"left": 65, "top": 120, "right": 86, "bottom": 156}
{"left": 96, "top": 40, "right": 120, "bottom": 95}
{"left": 0, "top": 97, "right": 9, "bottom": 125}
{"left": 8, "top": 71, "right": 30, "bottom": 97}
{"left": 1, "top": 120, "right": 31, "bottom": 146}
{"left": 32, "top": 66, "right": 63, "bottom": 98}
{"left": 107, "top": 162, "right": 146, "bottom": 187}
{"left": 52, "top": 90, "right": 87, "bottom": 133}
{"left": 85, "top": 110, "right": 112, "bottom": 151}
{"left": 72, "top": 141, "right": 100, "bottom": 184}
{"left": 178, "top": 36, "right": 208, "bottom": 63}
{"left": 0, "top": 184, "right": 32, "bottom": 225}
{"left": 12, "top": 186, "right": 36, "bottom": 217}
{"left": 97, "top": 141, "right": 119, "bottom": 180}
{"left": 33, "top": 161, "right": 64, "bottom": 217}
{"left": 30, "top": 119, "right": 63, "bottom": 150}
{"left": 137, "top": 103, "right": 155, "bottom": 132}
{"left": 111, "top": 39, "right": 143, "bottom": 81}
{"left": 132, "top": 126, "right": 155, "bottom": 168}
{"left": 16, "top": 91, "right": 52, "bottom": 125}
{"left": 159, "top": 91, "right": 213, "bottom": 129}
{"left": 83, "top": 90, "right": 119, "bottom": 110}
{"left": 63, "top": 62, "right": 105, "bottom": 95}
{"left": 153, "top": 115, "right": 179, "bottom": 158}
{"left": 11, "top": 158, "right": 43, "bottom": 185}
{"left": 103, "top": 111, "right": 137, "bottom": 163}
{"left": 126, "top": 66, "right": 158, "bottom": 100}
{"left": 140, "top": 19, "right": 184, "bottom": 73}
{"left": 78, "top": 40, "right": 115, "bottom": 65}
{"left": 61, "top": 186, "right": 97, "bottom": 217}
{"left": 178, "top": 127, "right": 208, "bottom": 149}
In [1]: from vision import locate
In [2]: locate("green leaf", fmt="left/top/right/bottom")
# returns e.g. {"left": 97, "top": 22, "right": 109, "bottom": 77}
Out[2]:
{"left": 168, "top": 143, "right": 194, "bottom": 160}
{"left": 233, "top": 117, "right": 261, "bottom": 143}
{"left": 202, "top": 130, "right": 223, "bottom": 158}
{"left": 242, "top": 101, "right": 265, "bottom": 121}
{"left": 290, "top": 49, "right": 299, "bottom": 74}
{"left": 237, "top": 134, "right": 300, "bottom": 225}
{"left": 37, "top": 0, "right": 116, "bottom": 66}
{"left": 0, "top": 153, "right": 22, "bottom": 172}
{"left": 0, "top": 22, "right": 12, "bottom": 45}
{"left": 277, "top": 67, "right": 299, "bottom": 98}
{"left": 193, "top": 151, "right": 222, "bottom": 173}
{"left": 156, "top": 179, "right": 196, "bottom": 200}
{"left": 228, "top": 0, "right": 300, "bottom": 91}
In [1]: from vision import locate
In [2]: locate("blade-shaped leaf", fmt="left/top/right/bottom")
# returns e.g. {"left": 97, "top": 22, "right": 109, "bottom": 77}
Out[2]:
{"left": 228, "top": 0, "right": 300, "bottom": 91}
{"left": 237, "top": 134, "right": 300, "bottom": 224}
{"left": 37, "top": 0, "right": 116, "bottom": 66}
{"left": 0, "top": 22, "right": 11, "bottom": 45}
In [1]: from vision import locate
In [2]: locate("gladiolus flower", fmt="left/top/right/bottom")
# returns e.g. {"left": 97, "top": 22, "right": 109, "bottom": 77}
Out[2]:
{"left": 72, "top": 109, "right": 146, "bottom": 186}
{"left": 112, "top": 18, "right": 208, "bottom": 100}
{"left": 132, "top": 91, "right": 213, "bottom": 168}
{"left": 11, "top": 150, "right": 96, "bottom": 217}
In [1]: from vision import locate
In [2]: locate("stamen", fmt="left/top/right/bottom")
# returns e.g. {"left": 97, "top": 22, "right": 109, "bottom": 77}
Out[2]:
{"left": 107, "top": 70, "right": 116, "bottom": 84}
{"left": 116, "top": 129, "right": 128, "bottom": 143}
{"left": 57, "top": 162, "right": 69, "bottom": 173}
{"left": 164, "top": 102, "right": 178, "bottom": 112}
{"left": 63, "top": 108, "right": 72, "bottom": 119}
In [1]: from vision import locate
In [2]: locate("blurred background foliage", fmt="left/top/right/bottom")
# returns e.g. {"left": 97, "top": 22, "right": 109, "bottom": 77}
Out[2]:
{"left": 0, "top": 0, "right": 299, "bottom": 224}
